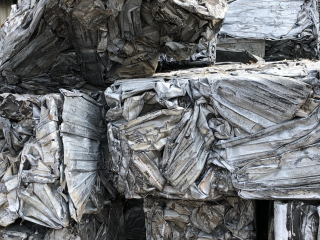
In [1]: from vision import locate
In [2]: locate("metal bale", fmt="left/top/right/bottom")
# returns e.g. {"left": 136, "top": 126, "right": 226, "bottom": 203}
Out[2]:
{"left": 0, "top": 90, "right": 120, "bottom": 237}
{"left": 144, "top": 197, "right": 256, "bottom": 240}
{"left": 219, "top": 0, "right": 319, "bottom": 60}
{"left": 272, "top": 201, "right": 320, "bottom": 240}
{"left": 0, "top": 0, "right": 228, "bottom": 93}
{"left": 106, "top": 60, "right": 320, "bottom": 201}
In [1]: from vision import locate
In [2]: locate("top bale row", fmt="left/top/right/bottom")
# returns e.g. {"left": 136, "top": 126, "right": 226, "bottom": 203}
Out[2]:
{"left": 0, "top": 0, "right": 318, "bottom": 93}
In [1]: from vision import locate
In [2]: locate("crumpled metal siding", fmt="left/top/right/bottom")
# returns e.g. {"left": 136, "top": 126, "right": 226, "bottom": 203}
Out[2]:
{"left": 215, "top": 106, "right": 320, "bottom": 199}
{"left": 17, "top": 93, "right": 70, "bottom": 229}
{"left": 106, "top": 60, "right": 317, "bottom": 202}
{"left": 0, "top": 58, "right": 319, "bottom": 238}
{"left": 273, "top": 201, "right": 320, "bottom": 240}
{"left": 0, "top": 90, "right": 118, "bottom": 235}
{"left": 60, "top": 90, "right": 106, "bottom": 222}
{"left": 144, "top": 197, "right": 256, "bottom": 240}
{"left": 158, "top": 0, "right": 229, "bottom": 69}
{"left": 219, "top": 0, "right": 319, "bottom": 60}
{"left": 0, "top": 0, "right": 228, "bottom": 92}
{"left": 0, "top": 94, "right": 39, "bottom": 227}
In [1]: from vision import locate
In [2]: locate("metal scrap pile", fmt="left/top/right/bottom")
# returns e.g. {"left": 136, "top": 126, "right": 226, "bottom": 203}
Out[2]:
{"left": 105, "top": 60, "right": 320, "bottom": 239}
{"left": 106, "top": 60, "right": 320, "bottom": 200}
{"left": 0, "top": 60, "right": 319, "bottom": 239}
{"left": 1, "top": 0, "right": 320, "bottom": 240}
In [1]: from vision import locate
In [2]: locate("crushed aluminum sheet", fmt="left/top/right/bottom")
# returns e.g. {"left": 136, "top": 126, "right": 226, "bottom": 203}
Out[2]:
{"left": 144, "top": 197, "right": 256, "bottom": 240}
{"left": 106, "top": 60, "right": 318, "bottom": 201}
{"left": 273, "top": 201, "right": 320, "bottom": 240}
{"left": 0, "top": 0, "right": 228, "bottom": 93}
{"left": 219, "top": 0, "right": 319, "bottom": 60}
{"left": 215, "top": 105, "right": 320, "bottom": 199}
{"left": 60, "top": 89, "right": 107, "bottom": 222}
{"left": 0, "top": 90, "right": 116, "bottom": 232}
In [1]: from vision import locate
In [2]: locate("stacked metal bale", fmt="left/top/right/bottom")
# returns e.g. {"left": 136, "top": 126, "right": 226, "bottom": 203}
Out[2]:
{"left": 218, "top": 0, "right": 319, "bottom": 61}
{"left": 0, "top": 0, "right": 320, "bottom": 240}
{"left": 0, "top": 91, "right": 126, "bottom": 239}
{"left": 0, "top": 0, "right": 228, "bottom": 93}
{"left": 0, "top": 60, "right": 320, "bottom": 239}
{"left": 105, "top": 59, "right": 320, "bottom": 239}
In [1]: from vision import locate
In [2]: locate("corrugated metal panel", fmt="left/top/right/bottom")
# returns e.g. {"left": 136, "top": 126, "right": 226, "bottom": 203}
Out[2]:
{"left": 0, "top": 0, "right": 14, "bottom": 26}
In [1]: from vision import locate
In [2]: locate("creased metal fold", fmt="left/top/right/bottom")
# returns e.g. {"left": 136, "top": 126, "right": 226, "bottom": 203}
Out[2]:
{"left": 144, "top": 197, "right": 256, "bottom": 240}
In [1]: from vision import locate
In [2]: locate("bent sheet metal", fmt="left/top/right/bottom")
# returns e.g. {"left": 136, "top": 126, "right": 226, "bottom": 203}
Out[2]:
{"left": 106, "top": 60, "right": 318, "bottom": 201}
{"left": 0, "top": 90, "right": 116, "bottom": 231}
{"left": 0, "top": 0, "right": 228, "bottom": 92}
{"left": 219, "top": 0, "right": 319, "bottom": 60}
{"left": 144, "top": 197, "right": 256, "bottom": 240}
{"left": 272, "top": 201, "right": 320, "bottom": 240}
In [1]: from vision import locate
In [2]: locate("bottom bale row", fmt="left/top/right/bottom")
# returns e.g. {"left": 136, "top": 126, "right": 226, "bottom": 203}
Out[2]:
{"left": 2, "top": 198, "right": 320, "bottom": 240}
{"left": 144, "top": 197, "right": 255, "bottom": 240}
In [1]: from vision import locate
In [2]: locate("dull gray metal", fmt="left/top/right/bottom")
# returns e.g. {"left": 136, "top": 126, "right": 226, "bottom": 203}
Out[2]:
{"left": 273, "top": 201, "right": 320, "bottom": 240}
{"left": 144, "top": 197, "right": 256, "bottom": 240}
{"left": 217, "top": 38, "right": 265, "bottom": 58}
{"left": 44, "top": 201, "right": 126, "bottom": 240}
{"left": 60, "top": 89, "right": 106, "bottom": 222}
{"left": 0, "top": 90, "right": 114, "bottom": 231}
{"left": 0, "top": 0, "right": 228, "bottom": 93}
{"left": 106, "top": 60, "right": 319, "bottom": 201}
{"left": 219, "top": 0, "right": 319, "bottom": 60}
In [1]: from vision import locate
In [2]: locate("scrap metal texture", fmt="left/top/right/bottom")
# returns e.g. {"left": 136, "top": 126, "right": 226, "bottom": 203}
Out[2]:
{"left": 106, "top": 60, "right": 320, "bottom": 201}
{"left": 144, "top": 197, "right": 256, "bottom": 240}
{"left": 273, "top": 201, "right": 320, "bottom": 240}
{"left": 0, "top": 90, "right": 123, "bottom": 237}
{"left": 0, "top": 60, "right": 318, "bottom": 239}
{"left": 61, "top": 90, "right": 106, "bottom": 222}
{"left": 0, "top": 0, "right": 228, "bottom": 93}
{"left": 4, "top": 0, "right": 320, "bottom": 239}
{"left": 219, "top": 0, "right": 319, "bottom": 60}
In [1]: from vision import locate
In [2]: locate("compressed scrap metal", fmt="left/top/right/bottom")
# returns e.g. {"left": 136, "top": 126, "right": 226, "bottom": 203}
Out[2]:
{"left": 0, "top": 0, "right": 228, "bottom": 93}
{"left": 16, "top": 93, "right": 69, "bottom": 229}
{"left": 157, "top": 0, "right": 228, "bottom": 69}
{"left": 0, "top": 94, "right": 38, "bottom": 227}
{"left": 212, "top": 61, "right": 320, "bottom": 199}
{"left": 106, "top": 80, "right": 235, "bottom": 200}
{"left": 106, "top": 60, "right": 319, "bottom": 201}
{"left": 60, "top": 90, "right": 106, "bottom": 222}
{"left": 219, "top": 0, "right": 319, "bottom": 60}
{"left": 144, "top": 197, "right": 256, "bottom": 240}
{"left": 272, "top": 201, "right": 320, "bottom": 240}
{"left": 0, "top": 199, "right": 127, "bottom": 240}
{"left": 0, "top": 90, "right": 119, "bottom": 233}
{"left": 216, "top": 106, "right": 320, "bottom": 199}
{"left": 0, "top": 0, "right": 86, "bottom": 93}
